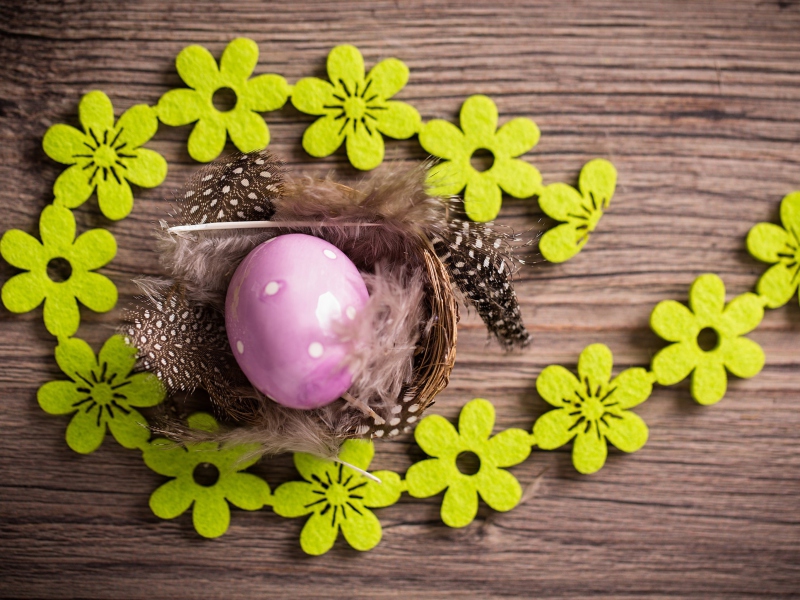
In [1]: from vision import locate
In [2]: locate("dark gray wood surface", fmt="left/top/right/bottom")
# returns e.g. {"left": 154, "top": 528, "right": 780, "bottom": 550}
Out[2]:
{"left": 1, "top": 1, "right": 799, "bottom": 598}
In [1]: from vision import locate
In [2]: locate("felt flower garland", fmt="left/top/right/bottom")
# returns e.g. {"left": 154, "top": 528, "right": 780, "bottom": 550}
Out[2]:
{"left": 1, "top": 38, "right": 798, "bottom": 555}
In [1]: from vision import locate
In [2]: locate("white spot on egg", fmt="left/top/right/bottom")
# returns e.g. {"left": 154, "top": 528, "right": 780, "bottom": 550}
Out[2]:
{"left": 346, "top": 306, "right": 357, "bottom": 320}
{"left": 236, "top": 340, "right": 245, "bottom": 354}
{"left": 264, "top": 281, "right": 280, "bottom": 295}
{"left": 308, "top": 342, "right": 324, "bottom": 358}
{"left": 323, "top": 249, "right": 337, "bottom": 259}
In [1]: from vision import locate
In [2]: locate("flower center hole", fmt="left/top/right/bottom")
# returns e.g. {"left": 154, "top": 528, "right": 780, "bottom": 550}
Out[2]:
{"left": 697, "top": 327, "right": 720, "bottom": 352}
{"left": 192, "top": 462, "right": 220, "bottom": 487}
{"left": 455, "top": 451, "right": 481, "bottom": 476}
{"left": 46, "top": 257, "right": 72, "bottom": 283}
{"left": 470, "top": 148, "right": 495, "bottom": 172}
{"left": 212, "top": 87, "right": 238, "bottom": 112}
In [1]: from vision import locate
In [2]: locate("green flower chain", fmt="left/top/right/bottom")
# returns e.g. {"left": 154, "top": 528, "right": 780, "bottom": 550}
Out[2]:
{"left": 0, "top": 38, "right": 796, "bottom": 554}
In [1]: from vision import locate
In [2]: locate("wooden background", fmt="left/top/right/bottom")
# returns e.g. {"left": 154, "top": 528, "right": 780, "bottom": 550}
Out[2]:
{"left": 1, "top": 1, "right": 799, "bottom": 598}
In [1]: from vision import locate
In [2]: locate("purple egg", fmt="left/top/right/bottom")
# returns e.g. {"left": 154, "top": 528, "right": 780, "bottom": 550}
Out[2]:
{"left": 225, "top": 234, "right": 368, "bottom": 409}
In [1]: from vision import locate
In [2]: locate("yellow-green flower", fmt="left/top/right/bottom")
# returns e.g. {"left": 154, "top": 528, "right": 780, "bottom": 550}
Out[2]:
{"left": 747, "top": 191, "right": 800, "bottom": 308}
{"left": 419, "top": 95, "right": 541, "bottom": 222}
{"left": 1, "top": 205, "right": 117, "bottom": 338}
{"left": 43, "top": 91, "right": 166, "bottom": 220}
{"left": 650, "top": 274, "right": 765, "bottom": 405}
{"left": 291, "top": 44, "right": 421, "bottom": 171}
{"left": 144, "top": 413, "right": 271, "bottom": 539}
{"left": 157, "top": 38, "right": 290, "bottom": 162}
{"left": 405, "top": 399, "right": 532, "bottom": 528}
{"left": 38, "top": 336, "right": 165, "bottom": 454}
{"left": 533, "top": 344, "right": 651, "bottom": 475}
{"left": 271, "top": 440, "right": 402, "bottom": 555}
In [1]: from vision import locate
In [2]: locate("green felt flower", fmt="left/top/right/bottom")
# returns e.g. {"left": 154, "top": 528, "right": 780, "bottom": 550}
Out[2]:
{"left": 650, "top": 273, "right": 765, "bottom": 405}
{"left": 538, "top": 159, "right": 617, "bottom": 263}
{"left": 157, "top": 38, "right": 290, "bottom": 163}
{"left": 271, "top": 439, "right": 402, "bottom": 555}
{"left": 143, "top": 413, "right": 271, "bottom": 539}
{"left": 533, "top": 344, "right": 651, "bottom": 475}
{"left": 747, "top": 191, "right": 800, "bottom": 309}
{"left": 1, "top": 205, "right": 117, "bottom": 338}
{"left": 291, "top": 44, "right": 421, "bottom": 171}
{"left": 405, "top": 398, "right": 531, "bottom": 528}
{"left": 419, "top": 95, "right": 541, "bottom": 222}
{"left": 43, "top": 91, "right": 166, "bottom": 220}
{"left": 37, "top": 335, "right": 165, "bottom": 454}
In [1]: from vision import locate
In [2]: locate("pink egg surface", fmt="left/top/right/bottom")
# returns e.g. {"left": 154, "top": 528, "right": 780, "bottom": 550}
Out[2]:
{"left": 225, "top": 233, "right": 368, "bottom": 410}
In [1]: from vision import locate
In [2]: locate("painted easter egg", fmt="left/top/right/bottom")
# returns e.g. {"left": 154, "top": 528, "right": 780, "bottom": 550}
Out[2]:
{"left": 225, "top": 233, "right": 368, "bottom": 409}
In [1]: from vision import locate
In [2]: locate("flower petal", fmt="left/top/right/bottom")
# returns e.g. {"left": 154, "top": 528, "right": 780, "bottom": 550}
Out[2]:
{"left": 220, "top": 472, "right": 270, "bottom": 510}
{"left": 366, "top": 58, "right": 409, "bottom": 100}
{"left": 53, "top": 164, "right": 96, "bottom": 209}
{"left": 375, "top": 100, "right": 420, "bottom": 139}
{"left": 107, "top": 406, "right": 150, "bottom": 450}
{"left": 300, "top": 511, "right": 339, "bottom": 555}
{"left": 463, "top": 172, "right": 502, "bottom": 222}
{"left": 143, "top": 440, "right": 188, "bottom": 477}
{"left": 458, "top": 398, "right": 495, "bottom": 444}
{"left": 219, "top": 37, "right": 258, "bottom": 82}
{"left": 537, "top": 182, "right": 586, "bottom": 222}
{"left": 193, "top": 494, "right": 230, "bottom": 538}
{"left": 477, "top": 467, "right": 522, "bottom": 512}
{"left": 97, "top": 334, "right": 136, "bottom": 375}
{"left": 291, "top": 77, "right": 335, "bottom": 115}
{"left": 493, "top": 117, "right": 540, "bottom": 157}
{"left": 652, "top": 341, "right": 697, "bottom": 386}
{"left": 337, "top": 438, "right": 374, "bottom": 471}
{"left": 346, "top": 121, "right": 384, "bottom": 171}
{"left": 40, "top": 205, "right": 76, "bottom": 251}
{"left": 149, "top": 478, "right": 195, "bottom": 519}
{"left": 122, "top": 148, "right": 168, "bottom": 188}
{"left": 301, "top": 114, "right": 346, "bottom": 158}
{"left": 79, "top": 91, "right": 114, "bottom": 136}
{"left": 746, "top": 222, "right": 791, "bottom": 264}
{"left": 72, "top": 272, "right": 117, "bottom": 313}
{"left": 578, "top": 158, "right": 617, "bottom": 208}
{"left": 691, "top": 359, "right": 727, "bottom": 405}
{"left": 441, "top": 477, "right": 479, "bottom": 528}
{"left": 65, "top": 410, "right": 106, "bottom": 454}
{"left": 609, "top": 367, "right": 653, "bottom": 410}
{"left": 176, "top": 44, "right": 220, "bottom": 92}
{"left": 722, "top": 292, "right": 764, "bottom": 336}
{"left": 604, "top": 410, "right": 648, "bottom": 453}
{"left": 405, "top": 458, "right": 451, "bottom": 498}
{"left": 572, "top": 430, "right": 608, "bottom": 475}
{"left": 780, "top": 191, "right": 800, "bottom": 232}
{"left": 689, "top": 273, "right": 725, "bottom": 320}
{"left": 536, "top": 365, "right": 579, "bottom": 408}
{"left": 187, "top": 116, "right": 228, "bottom": 163}
{"left": 460, "top": 95, "right": 498, "bottom": 144}
{"left": 43, "top": 124, "right": 87, "bottom": 165}
{"left": 756, "top": 263, "right": 799, "bottom": 309}
{"left": 578, "top": 343, "right": 613, "bottom": 389}
{"left": 271, "top": 481, "right": 318, "bottom": 517}
{"left": 539, "top": 222, "right": 587, "bottom": 263}
{"left": 2, "top": 272, "right": 47, "bottom": 313}
{"left": 54, "top": 336, "right": 96, "bottom": 378}
{"left": 38, "top": 380, "right": 83, "bottom": 415}
{"left": 120, "top": 373, "right": 166, "bottom": 408}
{"left": 226, "top": 109, "right": 269, "bottom": 153}
{"left": 492, "top": 158, "right": 541, "bottom": 199}
{"left": 340, "top": 505, "right": 382, "bottom": 551}
{"left": 419, "top": 119, "right": 467, "bottom": 161}
{"left": 533, "top": 408, "right": 578, "bottom": 450}
{"left": 71, "top": 228, "right": 116, "bottom": 270}
{"left": 156, "top": 89, "right": 206, "bottom": 126}
{"left": 43, "top": 288, "right": 80, "bottom": 337}
{"left": 245, "top": 74, "right": 290, "bottom": 112}
{"left": 115, "top": 104, "right": 158, "bottom": 149}
{"left": 414, "top": 414, "right": 459, "bottom": 457}
{"left": 293, "top": 451, "right": 332, "bottom": 484}
{"left": 1, "top": 229, "right": 44, "bottom": 270}
{"left": 650, "top": 299, "right": 696, "bottom": 343}
{"left": 326, "top": 45, "right": 364, "bottom": 94}
{"left": 722, "top": 337, "right": 765, "bottom": 379}
{"left": 426, "top": 160, "right": 468, "bottom": 197}
{"left": 359, "top": 470, "right": 402, "bottom": 508}
{"left": 484, "top": 428, "right": 532, "bottom": 468}
{"left": 96, "top": 176, "right": 133, "bottom": 221}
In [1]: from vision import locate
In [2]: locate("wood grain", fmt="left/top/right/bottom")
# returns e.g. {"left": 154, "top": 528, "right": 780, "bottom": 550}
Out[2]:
{"left": 1, "top": 1, "right": 799, "bottom": 598}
